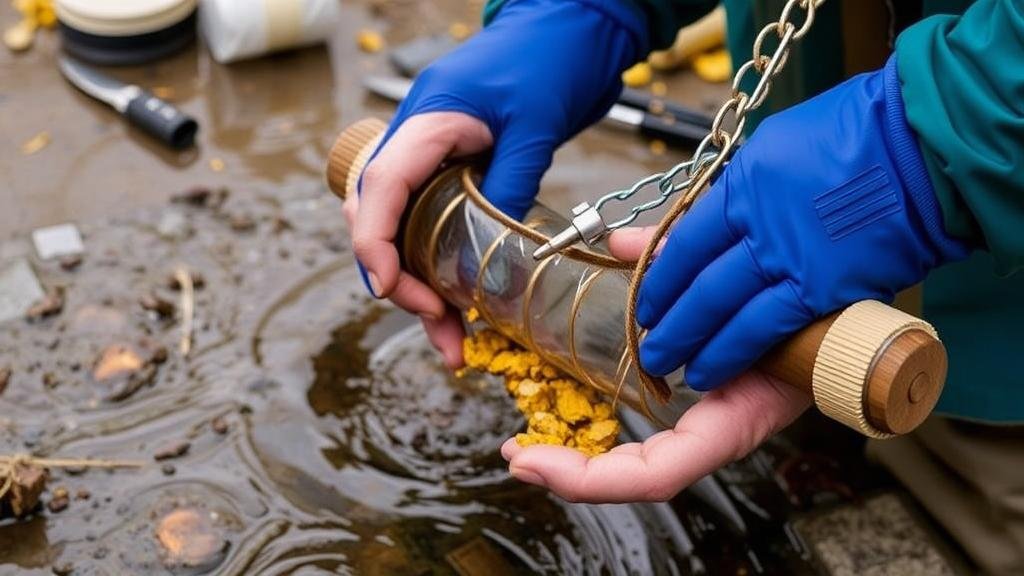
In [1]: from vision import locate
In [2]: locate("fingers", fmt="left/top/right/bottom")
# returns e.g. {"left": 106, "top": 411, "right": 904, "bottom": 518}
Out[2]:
{"left": 607, "top": 226, "right": 663, "bottom": 262}
{"left": 639, "top": 241, "right": 766, "bottom": 377}
{"left": 480, "top": 125, "right": 557, "bottom": 221}
{"left": 354, "top": 112, "right": 492, "bottom": 298}
{"left": 636, "top": 179, "right": 737, "bottom": 328}
{"left": 421, "top": 306, "right": 466, "bottom": 368}
{"left": 685, "top": 281, "right": 814, "bottom": 391}
{"left": 503, "top": 371, "right": 811, "bottom": 503}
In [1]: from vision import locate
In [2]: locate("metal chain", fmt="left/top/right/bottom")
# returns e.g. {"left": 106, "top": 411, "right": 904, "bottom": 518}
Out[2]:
{"left": 600, "top": 0, "right": 823, "bottom": 227}
{"left": 532, "top": 0, "right": 824, "bottom": 260}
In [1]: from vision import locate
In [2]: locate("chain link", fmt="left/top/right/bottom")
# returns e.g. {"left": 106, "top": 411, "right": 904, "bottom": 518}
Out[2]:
{"left": 594, "top": 0, "right": 821, "bottom": 232}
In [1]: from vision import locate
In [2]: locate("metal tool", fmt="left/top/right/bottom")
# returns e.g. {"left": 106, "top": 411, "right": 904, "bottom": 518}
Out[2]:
{"left": 362, "top": 75, "right": 709, "bottom": 149}
{"left": 532, "top": 151, "right": 719, "bottom": 259}
{"left": 58, "top": 56, "right": 198, "bottom": 149}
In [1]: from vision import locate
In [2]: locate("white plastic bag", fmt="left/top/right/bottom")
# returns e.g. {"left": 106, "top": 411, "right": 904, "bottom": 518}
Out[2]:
{"left": 199, "top": 0, "right": 340, "bottom": 63}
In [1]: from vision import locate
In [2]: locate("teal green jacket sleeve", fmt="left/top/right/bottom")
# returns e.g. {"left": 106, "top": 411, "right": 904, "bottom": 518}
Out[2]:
{"left": 483, "top": 0, "right": 717, "bottom": 51}
{"left": 896, "top": 0, "right": 1024, "bottom": 275}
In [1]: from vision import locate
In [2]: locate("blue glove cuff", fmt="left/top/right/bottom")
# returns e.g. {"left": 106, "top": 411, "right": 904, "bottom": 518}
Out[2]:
{"left": 883, "top": 55, "right": 970, "bottom": 263}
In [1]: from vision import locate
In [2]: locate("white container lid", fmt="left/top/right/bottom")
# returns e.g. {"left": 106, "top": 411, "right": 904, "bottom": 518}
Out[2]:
{"left": 55, "top": 0, "right": 197, "bottom": 36}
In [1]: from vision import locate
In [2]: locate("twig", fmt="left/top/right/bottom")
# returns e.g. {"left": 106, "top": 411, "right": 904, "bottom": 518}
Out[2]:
{"left": 0, "top": 454, "right": 143, "bottom": 501}
{"left": 174, "top": 265, "right": 194, "bottom": 356}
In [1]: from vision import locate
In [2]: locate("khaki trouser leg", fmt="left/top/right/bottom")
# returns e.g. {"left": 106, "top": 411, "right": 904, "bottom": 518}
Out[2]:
{"left": 867, "top": 417, "right": 1024, "bottom": 576}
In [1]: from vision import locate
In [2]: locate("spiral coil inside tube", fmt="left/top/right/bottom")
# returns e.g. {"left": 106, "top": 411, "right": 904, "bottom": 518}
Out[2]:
{"left": 400, "top": 165, "right": 696, "bottom": 427}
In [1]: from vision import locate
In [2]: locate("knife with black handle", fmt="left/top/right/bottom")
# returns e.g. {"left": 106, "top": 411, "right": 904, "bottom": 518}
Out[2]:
{"left": 58, "top": 56, "right": 198, "bottom": 150}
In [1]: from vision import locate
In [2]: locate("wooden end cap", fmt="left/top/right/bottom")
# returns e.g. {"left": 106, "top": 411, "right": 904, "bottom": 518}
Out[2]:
{"left": 326, "top": 118, "right": 388, "bottom": 200}
{"left": 865, "top": 329, "right": 947, "bottom": 435}
{"left": 812, "top": 300, "right": 946, "bottom": 438}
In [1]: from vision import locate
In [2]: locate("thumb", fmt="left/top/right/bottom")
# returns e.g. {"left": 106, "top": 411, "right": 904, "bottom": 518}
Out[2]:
{"left": 480, "top": 126, "right": 557, "bottom": 221}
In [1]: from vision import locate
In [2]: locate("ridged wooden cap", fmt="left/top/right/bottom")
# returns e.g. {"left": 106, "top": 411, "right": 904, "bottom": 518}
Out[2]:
{"left": 813, "top": 300, "right": 946, "bottom": 438}
{"left": 326, "top": 118, "right": 388, "bottom": 200}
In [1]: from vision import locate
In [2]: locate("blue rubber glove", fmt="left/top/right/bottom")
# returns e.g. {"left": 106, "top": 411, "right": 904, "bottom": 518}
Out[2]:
{"left": 366, "top": 0, "right": 646, "bottom": 220}
{"left": 637, "top": 56, "right": 970, "bottom": 392}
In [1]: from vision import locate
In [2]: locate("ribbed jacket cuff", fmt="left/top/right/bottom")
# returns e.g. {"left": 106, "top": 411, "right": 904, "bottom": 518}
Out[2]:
{"left": 883, "top": 55, "right": 969, "bottom": 263}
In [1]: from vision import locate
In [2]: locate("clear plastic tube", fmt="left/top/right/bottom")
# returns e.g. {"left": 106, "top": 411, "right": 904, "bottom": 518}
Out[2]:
{"left": 402, "top": 165, "right": 697, "bottom": 425}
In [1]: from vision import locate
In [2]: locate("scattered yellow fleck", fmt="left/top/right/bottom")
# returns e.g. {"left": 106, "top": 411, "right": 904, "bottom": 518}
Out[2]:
{"left": 649, "top": 139, "right": 667, "bottom": 156}
{"left": 152, "top": 86, "right": 176, "bottom": 100}
{"left": 356, "top": 29, "right": 385, "bottom": 53}
{"left": 448, "top": 22, "right": 472, "bottom": 41}
{"left": 4, "top": 18, "right": 35, "bottom": 51}
{"left": 465, "top": 307, "right": 480, "bottom": 323}
{"left": 693, "top": 48, "right": 731, "bottom": 83}
{"left": 209, "top": 158, "right": 225, "bottom": 172}
{"left": 650, "top": 81, "right": 668, "bottom": 97}
{"left": 20, "top": 131, "right": 50, "bottom": 155}
{"left": 461, "top": 328, "right": 620, "bottom": 457}
{"left": 621, "top": 62, "right": 652, "bottom": 88}
{"left": 6, "top": 0, "right": 55, "bottom": 52}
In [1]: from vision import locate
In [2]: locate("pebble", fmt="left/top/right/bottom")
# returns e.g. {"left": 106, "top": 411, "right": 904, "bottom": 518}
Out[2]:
{"left": 76, "top": 488, "right": 90, "bottom": 500}
{"left": 211, "top": 416, "right": 229, "bottom": 435}
{"left": 25, "top": 288, "right": 64, "bottom": 321}
{"left": 59, "top": 254, "right": 83, "bottom": 270}
{"left": 48, "top": 494, "right": 70, "bottom": 513}
{"left": 153, "top": 441, "right": 190, "bottom": 461}
{"left": 51, "top": 562, "right": 74, "bottom": 575}
{"left": 161, "top": 464, "right": 176, "bottom": 476}
{"left": 139, "top": 293, "right": 175, "bottom": 319}
{"left": 156, "top": 508, "right": 227, "bottom": 568}
{"left": 0, "top": 366, "right": 10, "bottom": 395}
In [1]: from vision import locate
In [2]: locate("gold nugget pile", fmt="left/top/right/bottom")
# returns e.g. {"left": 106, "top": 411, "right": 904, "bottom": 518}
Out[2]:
{"left": 459, "top": 311, "right": 620, "bottom": 457}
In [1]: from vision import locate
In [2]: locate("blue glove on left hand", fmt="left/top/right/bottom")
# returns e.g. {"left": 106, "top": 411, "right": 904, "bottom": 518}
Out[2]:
{"left": 637, "top": 56, "right": 970, "bottom": 392}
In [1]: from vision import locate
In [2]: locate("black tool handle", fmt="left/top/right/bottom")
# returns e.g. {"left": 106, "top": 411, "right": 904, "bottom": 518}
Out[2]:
{"left": 639, "top": 113, "right": 708, "bottom": 148}
{"left": 124, "top": 91, "right": 198, "bottom": 149}
{"left": 619, "top": 87, "right": 713, "bottom": 129}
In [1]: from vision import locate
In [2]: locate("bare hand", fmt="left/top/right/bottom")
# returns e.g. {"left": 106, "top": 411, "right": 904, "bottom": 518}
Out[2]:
{"left": 499, "top": 226, "right": 813, "bottom": 503}
{"left": 343, "top": 112, "right": 493, "bottom": 368}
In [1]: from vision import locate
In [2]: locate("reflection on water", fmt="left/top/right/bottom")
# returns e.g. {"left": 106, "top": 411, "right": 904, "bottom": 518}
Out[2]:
{"left": 0, "top": 192, "right": 690, "bottom": 574}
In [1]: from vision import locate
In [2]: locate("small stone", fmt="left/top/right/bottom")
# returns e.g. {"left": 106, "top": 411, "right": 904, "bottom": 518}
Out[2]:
{"left": 59, "top": 254, "right": 83, "bottom": 270}
{"left": 53, "top": 486, "right": 69, "bottom": 499}
{"left": 0, "top": 367, "right": 10, "bottom": 395}
{"left": 156, "top": 508, "right": 227, "bottom": 568}
{"left": 211, "top": 416, "right": 229, "bottom": 435}
{"left": 25, "top": 287, "right": 64, "bottom": 321}
{"left": 41, "top": 372, "right": 59, "bottom": 389}
{"left": 48, "top": 494, "right": 70, "bottom": 513}
{"left": 76, "top": 488, "right": 90, "bottom": 500}
{"left": 32, "top": 223, "right": 84, "bottom": 260}
{"left": 139, "top": 293, "right": 175, "bottom": 319}
{"left": 93, "top": 345, "right": 145, "bottom": 382}
{"left": 6, "top": 462, "right": 47, "bottom": 516}
{"left": 153, "top": 441, "right": 190, "bottom": 461}
{"left": 208, "top": 157, "right": 225, "bottom": 172}
{"left": 52, "top": 561, "right": 74, "bottom": 575}
{"left": 157, "top": 210, "right": 193, "bottom": 240}
{"left": 170, "top": 187, "right": 211, "bottom": 206}
{"left": 161, "top": 464, "right": 176, "bottom": 476}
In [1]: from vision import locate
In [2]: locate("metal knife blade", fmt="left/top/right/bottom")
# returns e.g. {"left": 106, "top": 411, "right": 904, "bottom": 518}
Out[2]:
{"left": 58, "top": 57, "right": 140, "bottom": 113}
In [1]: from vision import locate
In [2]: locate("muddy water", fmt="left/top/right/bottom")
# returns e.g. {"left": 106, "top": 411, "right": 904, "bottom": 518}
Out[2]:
{"left": 0, "top": 1, "right": 875, "bottom": 574}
